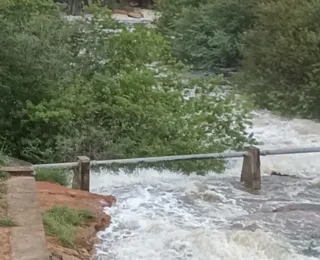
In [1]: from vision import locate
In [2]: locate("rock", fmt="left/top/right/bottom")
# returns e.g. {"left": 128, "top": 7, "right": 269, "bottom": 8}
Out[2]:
{"left": 270, "top": 171, "right": 290, "bottom": 177}
{"left": 127, "top": 11, "right": 144, "bottom": 19}
{"left": 67, "top": 191, "right": 77, "bottom": 197}
{"left": 270, "top": 171, "right": 299, "bottom": 178}
{"left": 129, "top": 1, "right": 140, "bottom": 7}
{"left": 231, "top": 223, "right": 244, "bottom": 229}
{"left": 62, "top": 248, "right": 79, "bottom": 256}
{"left": 49, "top": 252, "right": 63, "bottom": 260}
{"left": 272, "top": 203, "right": 320, "bottom": 213}
{"left": 94, "top": 217, "right": 108, "bottom": 232}
{"left": 78, "top": 248, "right": 90, "bottom": 258}
{"left": 242, "top": 222, "right": 260, "bottom": 232}
{"left": 230, "top": 222, "right": 260, "bottom": 231}
{"left": 112, "top": 9, "right": 128, "bottom": 15}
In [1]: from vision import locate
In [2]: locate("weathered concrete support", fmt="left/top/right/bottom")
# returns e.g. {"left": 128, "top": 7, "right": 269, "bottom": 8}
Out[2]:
{"left": 72, "top": 156, "right": 90, "bottom": 191}
{"left": 7, "top": 177, "right": 50, "bottom": 260}
{"left": 72, "top": 165, "right": 80, "bottom": 190}
{"left": 0, "top": 166, "right": 34, "bottom": 177}
{"left": 240, "top": 146, "right": 261, "bottom": 190}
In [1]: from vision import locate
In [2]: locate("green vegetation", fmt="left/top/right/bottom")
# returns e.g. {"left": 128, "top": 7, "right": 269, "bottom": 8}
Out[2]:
{"left": 0, "top": 0, "right": 252, "bottom": 174}
{"left": 0, "top": 156, "right": 8, "bottom": 166}
{"left": 1, "top": 0, "right": 318, "bottom": 175}
{"left": 0, "top": 177, "right": 17, "bottom": 227}
{"left": 42, "top": 206, "right": 94, "bottom": 247}
{"left": 35, "top": 169, "right": 70, "bottom": 186}
{"left": 158, "top": 0, "right": 320, "bottom": 120}
{"left": 156, "top": 0, "right": 258, "bottom": 70}
{"left": 0, "top": 151, "right": 11, "bottom": 166}
{"left": 0, "top": 171, "right": 9, "bottom": 181}
{"left": 0, "top": 182, "right": 7, "bottom": 194}
{"left": 0, "top": 219, "right": 17, "bottom": 227}
{"left": 237, "top": 0, "right": 320, "bottom": 118}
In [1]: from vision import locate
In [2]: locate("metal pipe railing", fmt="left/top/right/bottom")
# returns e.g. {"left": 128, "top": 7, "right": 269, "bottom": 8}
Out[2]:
{"left": 33, "top": 162, "right": 77, "bottom": 169}
{"left": 260, "top": 147, "right": 320, "bottom": 156}
{"left": 32, "top": 146, "right": 320, "bottom": 169}
{"left": 91, "top": 151, "right": 247, "bottom": 166}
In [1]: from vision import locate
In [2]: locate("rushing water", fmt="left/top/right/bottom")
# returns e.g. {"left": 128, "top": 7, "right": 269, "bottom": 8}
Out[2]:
{"left": 64, "top": 12, "right": 320, "bottom": 260}
{"left": 90, "top": 110, "right": 320, "bottom": 260}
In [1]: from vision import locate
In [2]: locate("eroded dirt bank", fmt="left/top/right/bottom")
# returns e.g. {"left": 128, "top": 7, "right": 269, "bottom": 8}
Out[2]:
{"left": 36, "top": 181, "right": 116, "bottom": 260}
{"left": 0, "top": 179, "right": 11, "bottom": 260}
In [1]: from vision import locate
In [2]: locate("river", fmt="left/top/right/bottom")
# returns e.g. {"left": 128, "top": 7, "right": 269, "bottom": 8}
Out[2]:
{"left": 66, "top": 12, "right": 320, "bottom": 260}
{"left": 90, "top": 109, "right": 320, "bottom": 260}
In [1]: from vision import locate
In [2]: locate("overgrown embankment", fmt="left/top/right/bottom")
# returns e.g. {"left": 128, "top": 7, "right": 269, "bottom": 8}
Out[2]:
{"left": 37, "top": 181, "right": 116, "bottom": 260}
{"left": 0, "top": 162, "right": 116, "bottom": 260}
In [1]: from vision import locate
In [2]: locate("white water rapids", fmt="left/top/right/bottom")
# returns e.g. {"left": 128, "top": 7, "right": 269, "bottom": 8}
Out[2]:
{"left": 64, "top": 11, "right": 320, "bottom": 260}
{"left": 90, "top": 110, "right": 320, "bottom": 260}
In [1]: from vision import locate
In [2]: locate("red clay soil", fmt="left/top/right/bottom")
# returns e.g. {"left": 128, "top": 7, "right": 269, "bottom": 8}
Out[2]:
{"left": 0, "top": 227, "right": 11, "bottom": 260}
{"left": 0, "top": 180, "right": 11, "bottom": 260}
{"left": 36, "top": 181, "right": 116, "bottom": 260}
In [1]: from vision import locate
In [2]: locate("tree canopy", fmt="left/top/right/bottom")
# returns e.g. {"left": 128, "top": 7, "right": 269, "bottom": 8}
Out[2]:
{"left": 0, "top": 0, "right": 252, "bottom": 174}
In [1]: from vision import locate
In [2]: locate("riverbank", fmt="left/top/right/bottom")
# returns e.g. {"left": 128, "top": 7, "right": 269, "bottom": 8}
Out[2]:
{"left": 0, "top": 174, "right": 116, "bottom": 260}
{"left": 64, "top": 7, "right": 157, "bottom": 24}
{"left": 37, "top": 181, "right": 116, "bottom": 259}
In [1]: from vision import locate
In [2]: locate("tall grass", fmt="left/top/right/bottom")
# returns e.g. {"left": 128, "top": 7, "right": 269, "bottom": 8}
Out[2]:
{"left": 35, "top": 168, "right": 71, "bottom": 186}
{"left": 42, "top": 206, "right": 94, "bottom": 247}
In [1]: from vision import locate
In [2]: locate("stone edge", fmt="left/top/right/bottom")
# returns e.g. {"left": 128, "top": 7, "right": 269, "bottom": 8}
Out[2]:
{"left": 7, "top": 177, "right": 50, "bottom": 260}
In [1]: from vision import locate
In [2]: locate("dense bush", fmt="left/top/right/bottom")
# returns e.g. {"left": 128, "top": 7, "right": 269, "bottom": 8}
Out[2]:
{"left": 0, "top": 0, "right": 79, "bottom": 161}
{"left": 0, "top": 1, "right": 252, "bottom": 174}
{"left": 156, "top": 0, "right": 257, "bottom": 69}
{"left": 35, "top": 169, "right": 71, "bottom": 186}
{"left": 237, "top": 0, "right": 320, "bottom": 118}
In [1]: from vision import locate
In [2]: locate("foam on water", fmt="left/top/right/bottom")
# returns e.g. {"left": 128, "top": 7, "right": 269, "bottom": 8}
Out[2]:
{"left": 63, "top": 12, "right": 320, "bottom": 258}
{"left": 90, "top": 110, "right": 320, "bottom": 260}
{"left": 226, "top": 110, "right": 320, "bottom": 178}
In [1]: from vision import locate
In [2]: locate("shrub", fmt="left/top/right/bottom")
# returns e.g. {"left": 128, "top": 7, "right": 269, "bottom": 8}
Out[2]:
{"left": 156, "top": 0, "right": 257, "bottom": 69}
{"left": 35, "top": 169, "right": 70, "bottom": 186}
{"left": 0, "top": 182, "right": 7, "bottom": 194}
{"left": 237, "top": 0, "right": 320, "bottom": 118}
{"left": 0, "top": 171, "right": 9, "bottom": 181}
{"left": 0, "top": 0, "right": 78, "bottom": 161}
{"left": 0, "top": 3, "right": 253, "bottom": 174}
{"left": 0, "top": 155, "right": 10, "bottom": 166}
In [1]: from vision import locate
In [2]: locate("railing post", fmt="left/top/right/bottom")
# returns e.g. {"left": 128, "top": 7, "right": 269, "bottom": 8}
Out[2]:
{"left": 72, "top": 156, "right": 90, "bottom": 191}
{"left": 72, "top": 165, "right": 80, "bottom": 190}
{"left": 241, "top": 146, "right": 261, "bottom": 190}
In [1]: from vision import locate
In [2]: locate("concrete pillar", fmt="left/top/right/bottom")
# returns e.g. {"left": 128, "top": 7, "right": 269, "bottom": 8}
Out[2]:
{"left": 240, "top": 146, "right": 261, "bottom": 190}
{"left": 72, "top": 156, "right": 90, "bottom": 191}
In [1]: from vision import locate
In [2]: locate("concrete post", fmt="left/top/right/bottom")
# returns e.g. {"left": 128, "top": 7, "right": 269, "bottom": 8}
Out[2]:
{"left": 240, "top": 146, "right": 261, "bottom": 190}
{"left": 72, "top": 156, "right": 90, "bottom": 191}
{"left": 72, "top": 165, "right": 80, "bottom": 190}
{"left": 0, "top": 166, "right": 34, "bottom": 177}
